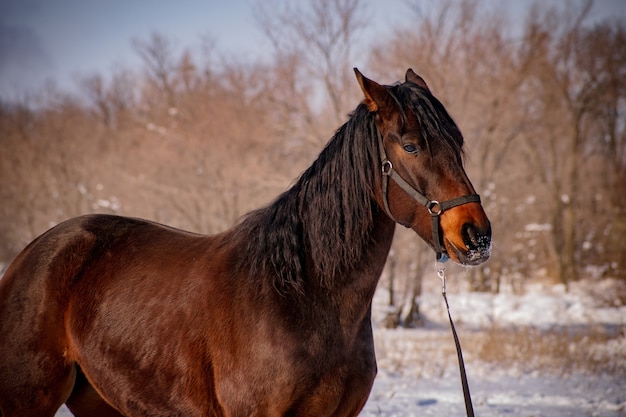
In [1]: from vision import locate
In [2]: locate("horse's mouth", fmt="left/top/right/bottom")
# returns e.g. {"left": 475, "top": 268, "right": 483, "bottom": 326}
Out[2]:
{"left": 446, "top": 238, "right": 491, "bottom": 266}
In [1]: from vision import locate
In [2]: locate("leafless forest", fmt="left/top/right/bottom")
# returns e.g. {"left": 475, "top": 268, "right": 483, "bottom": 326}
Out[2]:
{"left": 1, "top": 0, "right": 625, "bottom": 324}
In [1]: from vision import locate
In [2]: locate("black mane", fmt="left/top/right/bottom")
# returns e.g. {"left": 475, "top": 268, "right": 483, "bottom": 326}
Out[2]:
{"left": 232, "top": 103, "right": 380, "bottom": 294}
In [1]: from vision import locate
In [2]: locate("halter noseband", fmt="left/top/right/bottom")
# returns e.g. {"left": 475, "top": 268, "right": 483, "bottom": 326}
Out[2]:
{"left": 377, "top": 130, "right": 481, "bottom": 262}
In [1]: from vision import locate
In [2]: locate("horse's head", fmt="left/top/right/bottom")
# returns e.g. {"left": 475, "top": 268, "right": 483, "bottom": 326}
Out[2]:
{"left": 355, "top": 68, "right": 491, "bottom": 266}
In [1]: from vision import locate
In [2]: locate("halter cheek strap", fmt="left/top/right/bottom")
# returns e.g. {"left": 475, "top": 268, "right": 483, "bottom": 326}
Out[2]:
{"left": 377, "top": 131, "right": 481, "bottom": 261}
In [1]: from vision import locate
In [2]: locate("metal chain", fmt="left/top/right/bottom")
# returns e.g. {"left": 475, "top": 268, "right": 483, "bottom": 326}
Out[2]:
{"left": 436, "top": 261, "right": 447, "bottom": 295}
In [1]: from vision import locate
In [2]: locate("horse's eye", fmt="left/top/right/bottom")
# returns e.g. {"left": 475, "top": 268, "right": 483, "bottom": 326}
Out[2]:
{"left": 403, "top": 143, "right": 419, "bottom": 154}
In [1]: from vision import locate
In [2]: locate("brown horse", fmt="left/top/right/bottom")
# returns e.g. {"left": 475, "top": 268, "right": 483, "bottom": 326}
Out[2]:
{"left": 0, "top": 69, "right": 491, "bottom": 417}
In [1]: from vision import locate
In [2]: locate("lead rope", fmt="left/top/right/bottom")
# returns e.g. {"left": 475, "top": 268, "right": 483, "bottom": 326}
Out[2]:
{"left": 437, "top": 262, "right": 475, "bottom": 417}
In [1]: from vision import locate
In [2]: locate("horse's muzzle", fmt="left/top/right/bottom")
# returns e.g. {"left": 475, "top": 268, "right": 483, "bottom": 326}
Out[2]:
{"left": 448, "top": 222, "right": 492, "bottom": 266}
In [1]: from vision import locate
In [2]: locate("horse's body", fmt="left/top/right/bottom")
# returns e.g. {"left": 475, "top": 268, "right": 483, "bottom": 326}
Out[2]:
{"left": 0, "top": 69, "right": 491, "bottom": 417}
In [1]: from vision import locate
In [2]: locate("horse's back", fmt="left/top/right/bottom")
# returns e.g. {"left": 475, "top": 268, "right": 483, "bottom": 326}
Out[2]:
{"left": 0, "top": 215, "right": 101, "bottom": 415}
{"left": 0, "top": 214, "right": 201, "bottom": 316}
{"left": 0, "top": 214, "right": 214, "bottom": 416}
{"left": 0, "top": 214, "right": 107, "bottom": 347}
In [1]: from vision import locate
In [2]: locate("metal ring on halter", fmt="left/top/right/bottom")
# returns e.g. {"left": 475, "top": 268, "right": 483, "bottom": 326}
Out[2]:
{"left": 382, "top": 159, "right": 393, "bottom": 176}
{"left": 426, "top": 200, "right": 442, "bottom": 215}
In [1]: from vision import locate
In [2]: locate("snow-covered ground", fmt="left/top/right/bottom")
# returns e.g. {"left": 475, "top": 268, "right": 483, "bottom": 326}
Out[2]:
{"left": 361, "top": 272, "right": 626, "bottom": 417}
{"left": 361, "top": 326, "right": 625, "bottom": 416}
{"left": 363, "top": 369, "right": 624, "bottom": 416}
{"left": 51, "top": 273, "right": 626, "bottom": 416}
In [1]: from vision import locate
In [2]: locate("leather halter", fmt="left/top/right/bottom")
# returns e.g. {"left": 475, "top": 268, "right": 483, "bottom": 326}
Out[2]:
{"left": 376, "top": 129, "right": 481, "bottom": 262}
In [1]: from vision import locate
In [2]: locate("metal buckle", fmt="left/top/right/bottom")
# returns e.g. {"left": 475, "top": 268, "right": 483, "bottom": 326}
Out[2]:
{"left": 382, "top": 159, "right": 393, "bottom": 176}
{"left": 427, "top": 200, "right": 442, "bottom": 215}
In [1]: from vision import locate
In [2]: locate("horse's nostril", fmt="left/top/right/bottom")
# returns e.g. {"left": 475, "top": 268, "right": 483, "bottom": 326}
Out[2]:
{"left": 462, "top": 223, "right": 491, "bottom": 250}
{"left": 461, "top": 224, "right": 476, "bottom": 248}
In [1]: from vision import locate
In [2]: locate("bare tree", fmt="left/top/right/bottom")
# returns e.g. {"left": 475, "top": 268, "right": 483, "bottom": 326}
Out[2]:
{"left": 567, "top": 20, "right": 626, "bottom": 279}
{"left": 515, "top": 1, "right": 625, "bottom": 287}
{"left": 132, "top": 33, "right": 179, "bottom": 108}
{"left": 254, "top": 0, "right": 368, "bottom": 128}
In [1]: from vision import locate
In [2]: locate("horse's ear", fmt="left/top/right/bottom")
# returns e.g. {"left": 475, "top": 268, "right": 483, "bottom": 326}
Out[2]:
{"left": 405, "top": 68, "right": 430, "bottom": 93}
{"left": 354, "top": 68, "right": 397, "bottom": 115}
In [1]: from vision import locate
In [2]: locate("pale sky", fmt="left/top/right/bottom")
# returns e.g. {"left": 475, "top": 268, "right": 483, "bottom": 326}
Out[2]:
{"left": 1, "top": 0, "right": 624, "bottom": 99}
{"left": 0, "top": 0, "right": 270, "bottom": 97}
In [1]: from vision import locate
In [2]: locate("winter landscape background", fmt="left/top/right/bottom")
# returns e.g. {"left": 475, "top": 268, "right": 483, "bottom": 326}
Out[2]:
{"left": 2, "top": 1, "right": 625, "bottom": 416}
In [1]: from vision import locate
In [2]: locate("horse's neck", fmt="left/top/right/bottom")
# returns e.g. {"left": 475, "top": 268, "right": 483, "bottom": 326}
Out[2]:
{"left": 318, "top": 211, "right": 396, "bottom": 325}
